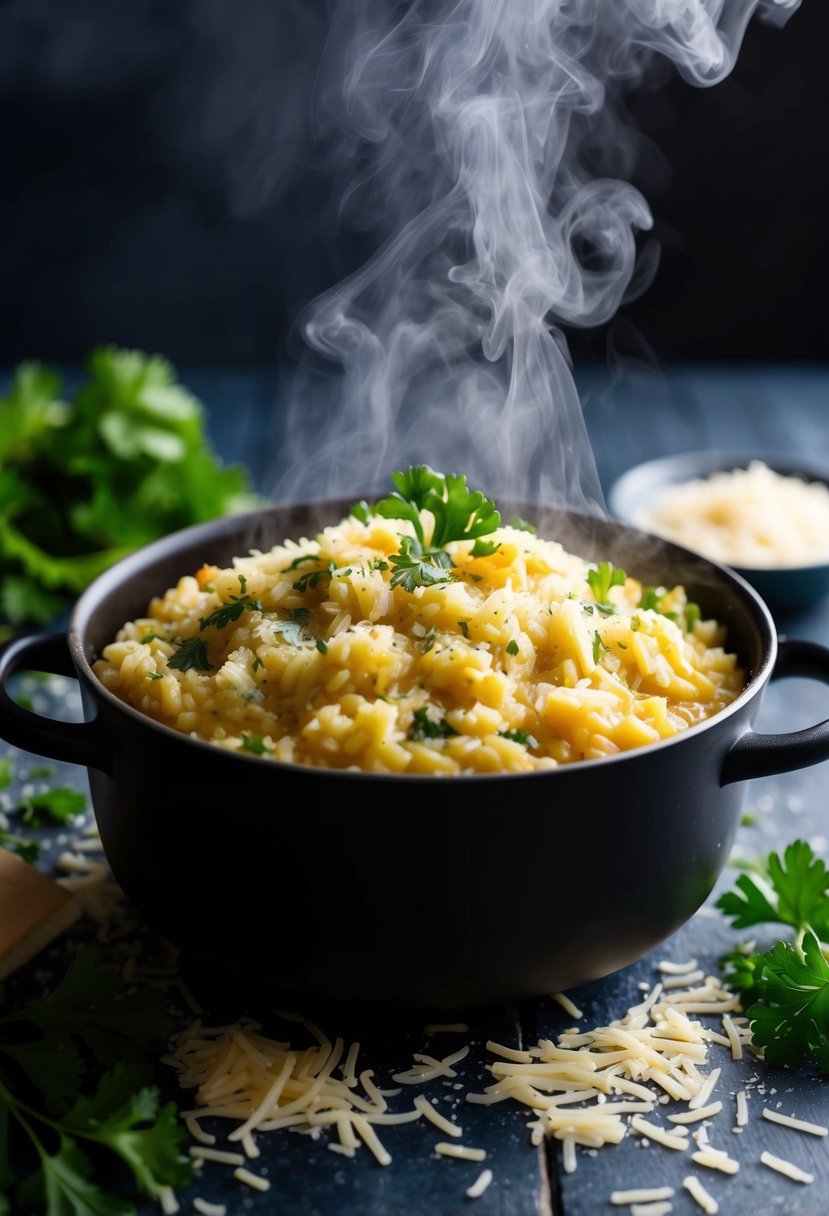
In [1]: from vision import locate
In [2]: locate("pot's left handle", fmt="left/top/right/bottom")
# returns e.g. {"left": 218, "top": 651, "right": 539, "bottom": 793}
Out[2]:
{"left": 722, "top": 638, "right": 829, "bottom": 786}
{"left": 0, "top": 633, "right": 112, "bottom": 773}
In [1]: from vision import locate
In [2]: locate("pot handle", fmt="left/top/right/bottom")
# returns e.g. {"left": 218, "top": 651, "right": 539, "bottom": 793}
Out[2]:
{"left": 721, "top": 638, "right": 829, "bottom": 786}
{"left": 0, "top": 633, "right": 112, "bottom": 773}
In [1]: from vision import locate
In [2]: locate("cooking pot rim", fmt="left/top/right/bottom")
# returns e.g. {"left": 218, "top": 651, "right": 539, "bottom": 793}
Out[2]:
{"left": 67, "top": 498, "right": 779, "bottom": 781}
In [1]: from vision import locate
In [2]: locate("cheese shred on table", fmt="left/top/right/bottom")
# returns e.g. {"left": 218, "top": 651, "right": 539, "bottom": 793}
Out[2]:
{"left": 94, "top": 509, "right": 745, "bottom": 774}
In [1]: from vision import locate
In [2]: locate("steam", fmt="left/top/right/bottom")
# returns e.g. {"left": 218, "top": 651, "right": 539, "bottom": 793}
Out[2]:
{"left": 271, "top": 0, "right": 800, "bottom": 511}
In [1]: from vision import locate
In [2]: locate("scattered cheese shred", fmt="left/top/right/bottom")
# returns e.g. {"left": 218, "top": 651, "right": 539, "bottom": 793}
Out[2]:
{"left": 232, "top": 1167, "right": 271, "bottom": 1192}
{"left": 759, "top": 1151, "right": 815, "bottom": 1184}
{"left": 691, "top": 1146, "right": 740, "bottom": 1175}
{"left": 192, "top": 1201, "right": 228, "bottom": 1216}
{"left": 611, "top": 1186, "right": 675, "bottom": 1204}
{"left": 552, "top": 992, "right": 583, "bottom": 1019}
{"left": 682, "top": 1174, "right": 719, "bottom": 1214}
{"left": 466, "top": 1168, "right": 493, "bottom": 1199}
{"left": 761, "top": 1107, "right": 828, "bottom": 1137}
{"left": 434, "top": 1142, "right": 486, "bottom": 1162}
{"left": 630, "top": 1203, "right": 672, "bottom": 1216}
{"left": 413, "top": 1095, "right": 462, "bottom": 1138}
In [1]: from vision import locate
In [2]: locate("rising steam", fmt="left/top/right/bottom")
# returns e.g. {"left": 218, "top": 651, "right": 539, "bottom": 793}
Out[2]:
{"left": 272, "top": 0, "right": 801, "bottom": 511}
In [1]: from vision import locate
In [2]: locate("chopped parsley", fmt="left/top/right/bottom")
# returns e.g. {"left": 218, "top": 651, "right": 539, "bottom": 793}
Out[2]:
{"left": 499, "top": 728, "right": 538, "bottom": 749}
{"left": 199, "top": 574, "right": 262, "bottom": 631}
{"left": 586, "top": 561, "right": 626, "bottom": 613}
{"left": 168, "top": 635, "right": 213, "bottom": 672}
{"left": 19, "top": 785, "right": 87, "bottom": 826}
{"left": 506, "top": 639, "right": 519, "bottom": 656}
{"left": 241, "top": 733, "right": 275, "bottom": 756}
{"left": 316, "top": 638, "right": 328, "bottom": 655}
{"left": 592, "top": 630, "right": 610, "bottom": 663}
{"left": 408, "top": 706, "right": 459, "bottom": 741}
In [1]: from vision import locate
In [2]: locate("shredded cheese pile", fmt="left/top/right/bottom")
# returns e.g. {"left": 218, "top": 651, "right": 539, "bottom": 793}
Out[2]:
{"left": 634, "top": 459, "right": 829, "bottom": 569}
{"left": 160, "top": 954, "right": 825, "bottom": 1214}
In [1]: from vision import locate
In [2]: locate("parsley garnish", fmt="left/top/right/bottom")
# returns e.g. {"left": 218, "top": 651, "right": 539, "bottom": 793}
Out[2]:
{"left": 365, "top": 466, "right": 501, "bottom": 591}
{"left": 19, "top": 786, "right": 87, "bottom": 826}
{"left": 506, "top": 639, "right": 519, "bottom": 656}
{"left": 316, "top": 638, "right": 328, "bottom": 655}
{"left": 717, "top": 840, "right": 829, "bottom": 1072}
{"left": 389, "top": 537, "right": 455, "bottom": 592}
{"left": 639, "top": 585, "right": 666, "bottom": 612}
{"left": 592, "top": 630, "right": 609, "bottom": 663}
{"left": 168, "top": 635, "right": 213, "bottom": 671}
{"left": 586, "top": 561, "right": 626, "bottom": 613}
{"left": 241, "top": 733, "right": 275, "bottom": 756}
{"left": 470, "top": 538, "right": 501, "bottom": 558}
{"left": 199, "top": 574, "right": 262, "bottom": 631}
{"left": 408, "top": 706, "right": 458, "bottom": 741}
{"left": 0, "top": 944, "right": 193, "bottom": 1211}
{"left": 684, "top": 601, "right": 701, "bottom": 631}
{"left": 499, "top": 728, "right": 538, "bottom": 749}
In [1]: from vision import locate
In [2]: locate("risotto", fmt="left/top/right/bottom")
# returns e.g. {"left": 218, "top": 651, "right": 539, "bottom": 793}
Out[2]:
{"left": 93, "top": 468, "right": 746, "bottom": 775}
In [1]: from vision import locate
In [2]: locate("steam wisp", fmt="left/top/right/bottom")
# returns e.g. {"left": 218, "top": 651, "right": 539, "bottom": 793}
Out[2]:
{"left": 272, "top": 0, "right": 801, "bottom": 511}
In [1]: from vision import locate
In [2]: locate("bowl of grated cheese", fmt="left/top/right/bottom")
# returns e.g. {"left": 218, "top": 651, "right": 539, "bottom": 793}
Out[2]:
{"left": 607, "top": 450, "right": 829, "bottom": 616}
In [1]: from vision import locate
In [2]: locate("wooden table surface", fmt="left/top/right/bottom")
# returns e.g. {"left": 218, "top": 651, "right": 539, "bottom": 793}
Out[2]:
{"left": 1, "top": 361, "right": 827, "bottom": 1215}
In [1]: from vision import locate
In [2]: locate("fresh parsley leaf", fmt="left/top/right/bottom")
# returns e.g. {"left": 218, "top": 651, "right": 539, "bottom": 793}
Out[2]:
{"left": 587, "top": 561, "right": 625, "bottom": 611}
{"left": 389, "top": 537, "right": 455, "bottom": 592}
{"left": 639, "top": 586, "right": 666, "bottom": 612}
{"left": 63, "top": 1063, "right": 192, "bottom": 1200}
{"left": 506, "top": 639, "right": 519, "bottom": 656}
{"left": 716, "top": 839, "right": 829, "bottom": 1074}
{"left": 745, "top": 931, "right": 829, "bottom": 1070}
{"left": 0, "top": 946, "right": 192, "bottom": 1214}
{"left": 470, "top": 538, "right": 501, "bottom": 558}
{"left": 0, "top": 346, "right": 261, "bottom": 634}
{"left": 0, "top": 831, "right": 40, "bottom": 863}
{"left": 0, "top": 759, "right": 12, "bottom": 791}
{"left": 367, "top": 467, "right": 501, "bottom": 584}
{"left": 199, "top": 574, "right": 262, "bottom": 631}
{"left": 19, "top": 786, "right": 87, "bottom": 826}
{"left": 716, "top": 840, "right": 829, "bottom": 937}
{"left": 168, "top": 636, "right": 212, "bottom": 672}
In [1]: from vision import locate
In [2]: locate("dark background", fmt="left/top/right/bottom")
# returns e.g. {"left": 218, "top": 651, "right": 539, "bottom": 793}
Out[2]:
{"left": 0, "top": 0, "right": 825, "bottom": 371}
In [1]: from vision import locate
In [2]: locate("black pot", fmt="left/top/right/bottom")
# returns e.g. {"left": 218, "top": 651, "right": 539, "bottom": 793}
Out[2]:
{"left": 2, "top": 502, "right": 829, "bottom": 1013}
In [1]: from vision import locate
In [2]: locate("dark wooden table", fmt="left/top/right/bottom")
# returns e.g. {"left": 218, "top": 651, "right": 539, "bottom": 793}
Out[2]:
{"left": 1, "top": 361, "right": 827, "bottom": 1215}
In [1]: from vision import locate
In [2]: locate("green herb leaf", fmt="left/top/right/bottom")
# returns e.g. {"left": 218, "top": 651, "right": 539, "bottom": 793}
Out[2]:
{"left": 168, "top": 636, "right": 212, "bottom": 672}
{"left": 389, "top": 537, "right": 455, "bottom": 592}
{"left": 586, "top": 562, "right": 625, "bottom": 611}
{"left": 746, "top": 931, "right": 829, "bottom": 1070}
{"left": 199, "top": 575, "right": 262, "bottom": 631}
{"left": 716, "top": 840, "right": 829, "bottom": 937}
{"left": 241, "top": 734, "right": 275, "bottom": 756}
{"left": 498, "top": 729, "right": 538, "bottom": 749}
{"left": 19, "top": 786, "right": 87, "bottom": 826}
{"left": 408, "top": 707, "right": 458, "bottom": 741}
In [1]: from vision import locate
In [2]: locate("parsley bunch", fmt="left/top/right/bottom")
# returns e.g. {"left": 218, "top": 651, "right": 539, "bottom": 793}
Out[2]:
{"left": 0, "top": 347, "right": 261, "bottom": 637}
{"left": 717, "top": 839, "right": 829, "bottom": 1072}
{"left": 0, "top": 944, "right": 193, "bottom": 1214}
{"left": 354, "top": 466, "right": 501, "bottom": 591}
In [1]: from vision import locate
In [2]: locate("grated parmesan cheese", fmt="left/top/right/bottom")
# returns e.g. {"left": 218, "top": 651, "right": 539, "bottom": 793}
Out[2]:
{"left": 759, "top": 1151, "right": 815, "bottom": 1184}
{"left": 761, "top": 1107, "right": 828, "bottom": 1137}
{"left": 466, "top": 1168, "right": 493, "bottom": 1199}
{"left": 682, "top": 1174, "right": 718, "bottom": 1214}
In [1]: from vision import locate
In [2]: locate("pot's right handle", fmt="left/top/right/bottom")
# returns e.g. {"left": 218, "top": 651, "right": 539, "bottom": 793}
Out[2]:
{"left": 0, "top": 633, "right": 112, "bottom": 773}
{"left": 722, "top": 638, "right": 829, "bottom": 786}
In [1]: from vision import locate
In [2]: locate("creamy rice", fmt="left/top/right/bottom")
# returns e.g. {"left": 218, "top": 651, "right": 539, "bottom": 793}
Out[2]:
{"left": 93, "top": 502, "right": 745, "bottom": 774}
{"left": 633, "top": 460, "right": 829, "bottom": 569}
